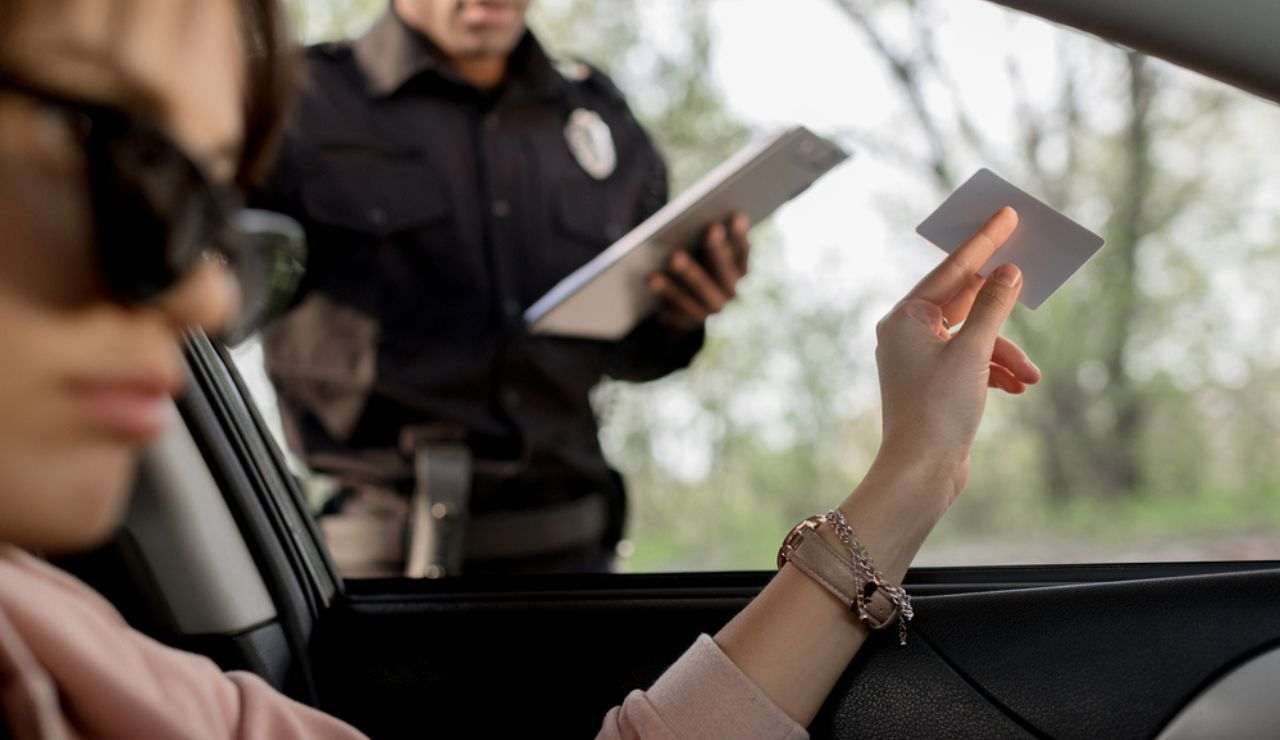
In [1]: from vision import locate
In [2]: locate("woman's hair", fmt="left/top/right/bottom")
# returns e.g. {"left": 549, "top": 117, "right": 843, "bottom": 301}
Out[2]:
{"left": 237, "top": 0, "right": 299, "bottom": 189}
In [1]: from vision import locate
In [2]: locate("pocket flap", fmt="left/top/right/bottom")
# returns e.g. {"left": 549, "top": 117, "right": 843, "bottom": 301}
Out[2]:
{"left": 301, "top": 148, "right": 451, "bottom": 237}
{"left": 555, "top": 187, "right": 626, "bottom": 247}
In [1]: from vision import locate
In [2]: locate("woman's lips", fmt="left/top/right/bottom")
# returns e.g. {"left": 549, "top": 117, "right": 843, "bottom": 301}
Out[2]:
{"left": 72, "top": 376, "right": 179, "bottom": 442}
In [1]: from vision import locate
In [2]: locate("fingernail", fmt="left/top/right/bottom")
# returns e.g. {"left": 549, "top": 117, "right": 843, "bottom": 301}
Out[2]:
{"left": 993, "top": 263, "right": 1021, "bottom": 287}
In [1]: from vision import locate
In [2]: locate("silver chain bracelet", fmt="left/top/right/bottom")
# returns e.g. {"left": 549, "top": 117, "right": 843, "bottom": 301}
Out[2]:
{"left": 825, "top": 509, "right": 914, "bottom": 645}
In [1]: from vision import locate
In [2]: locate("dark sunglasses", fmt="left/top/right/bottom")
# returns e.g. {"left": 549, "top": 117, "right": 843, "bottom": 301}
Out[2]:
{"left": 0, "top": 71, "right": 305, "bottom": 344}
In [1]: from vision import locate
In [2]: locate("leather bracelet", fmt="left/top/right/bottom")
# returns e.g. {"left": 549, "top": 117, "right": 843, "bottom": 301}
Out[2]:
{"left": 777, "top": 515, "right": 909, "bottom": 642}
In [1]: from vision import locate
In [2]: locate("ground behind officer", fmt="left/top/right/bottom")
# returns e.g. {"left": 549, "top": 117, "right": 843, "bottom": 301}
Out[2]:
{"left": 254, "top": 0, "right": 751, "bottom": 576}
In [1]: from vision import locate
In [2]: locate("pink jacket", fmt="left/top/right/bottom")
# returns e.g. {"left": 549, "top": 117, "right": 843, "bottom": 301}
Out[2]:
{"left": 0, "top": 546, "right": 806, "bottom": 739}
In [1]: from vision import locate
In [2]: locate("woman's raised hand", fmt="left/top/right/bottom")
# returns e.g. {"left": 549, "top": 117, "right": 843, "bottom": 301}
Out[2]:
{"left": 872, "top": 206, "right": 1041, "bottom": 501}
{"left": 715, "top": 208, "right": 1044, "bottom": 727}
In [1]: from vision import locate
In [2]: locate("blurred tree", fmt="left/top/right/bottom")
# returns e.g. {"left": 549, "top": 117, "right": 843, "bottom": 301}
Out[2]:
{"left": 827, "top": 0, "right": 1246, "bottom": 501}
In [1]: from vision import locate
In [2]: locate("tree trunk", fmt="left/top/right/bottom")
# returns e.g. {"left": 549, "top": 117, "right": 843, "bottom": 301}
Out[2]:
{"left": 1092, "top": 52, "right": 1154, "bottom": 497}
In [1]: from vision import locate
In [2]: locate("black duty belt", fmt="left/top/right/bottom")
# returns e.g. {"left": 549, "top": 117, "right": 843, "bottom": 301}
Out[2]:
{"left": 318, "top": 482, "right": 611, "bottom": 577}
{"left": 309, "top": 428, "right": 611, "bottom": 578}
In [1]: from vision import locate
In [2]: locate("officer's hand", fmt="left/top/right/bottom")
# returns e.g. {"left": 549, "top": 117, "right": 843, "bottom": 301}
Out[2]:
{"left": 647, "top": 212, "right": 751, "bottom": 333}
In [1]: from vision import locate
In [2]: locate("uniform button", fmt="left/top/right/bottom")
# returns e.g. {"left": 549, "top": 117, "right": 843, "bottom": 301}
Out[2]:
{"left": 483, "top": 113, "right": 501, "bottom": 131}
{"left": 492, "top": 199, "right": 511, "bottom": 219}
{"left": 367, "top": 207, "right": 387, "bottom": 227}
{"left": 502, "top": 297, "right": 521, "bottom": 318}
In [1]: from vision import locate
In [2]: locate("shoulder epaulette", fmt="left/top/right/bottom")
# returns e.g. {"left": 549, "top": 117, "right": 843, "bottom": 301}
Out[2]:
{"left": 551, "top": 55, "right": 629, "bottom": 108}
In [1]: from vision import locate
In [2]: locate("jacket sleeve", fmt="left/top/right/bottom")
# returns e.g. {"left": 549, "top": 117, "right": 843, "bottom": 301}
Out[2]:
{"left": 604, "top": 117, "right": 706, "bottom": 382}
{"left": 606, "top": 317, "right": 705, "bottom": 382}
{"left": 0, "top": 548, "right": 367, "bottom": 740}
{"left": 226, "top": 671, "right": 368, "bottom": 739}
{"left": 596, "top": 634, "right": 808, "bottom": 740}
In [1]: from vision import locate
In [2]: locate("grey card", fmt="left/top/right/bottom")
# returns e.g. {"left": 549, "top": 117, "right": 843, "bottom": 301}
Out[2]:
{"left": 916, "top": 168, "right": 1105, "bottom": 309}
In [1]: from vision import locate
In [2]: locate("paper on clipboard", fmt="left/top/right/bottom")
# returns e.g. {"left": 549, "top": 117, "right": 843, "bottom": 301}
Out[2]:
{"left": 525, "top": 125, "right": 850, "bottom": 340}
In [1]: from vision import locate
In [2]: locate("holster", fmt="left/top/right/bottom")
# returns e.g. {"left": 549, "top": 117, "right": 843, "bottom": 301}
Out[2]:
{"left": 400, "top": 425, "right": 471, "bottom": 579}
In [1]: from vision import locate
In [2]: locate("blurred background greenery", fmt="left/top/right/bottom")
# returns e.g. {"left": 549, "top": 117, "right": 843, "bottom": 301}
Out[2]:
{"left": 274, "top": 0, "right": 1280, "bottom": 571}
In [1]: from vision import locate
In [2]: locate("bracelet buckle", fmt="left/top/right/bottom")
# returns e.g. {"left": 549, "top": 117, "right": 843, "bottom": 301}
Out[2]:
{"left": 856, "top": 583, "right": 897, "bottom": 630}
{"left": 777, "top": 511, "right": 914, "bottom": 645}
{"left": 776, "top": 515, "right": 825, "bottom": 569}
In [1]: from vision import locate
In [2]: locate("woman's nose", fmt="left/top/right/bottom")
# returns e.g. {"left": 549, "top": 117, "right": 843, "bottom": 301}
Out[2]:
{"left": 152, "top": 258, "right": 241, "bottom": 334}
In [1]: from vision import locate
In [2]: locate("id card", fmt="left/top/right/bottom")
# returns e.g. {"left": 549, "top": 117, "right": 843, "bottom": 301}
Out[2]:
{"left": 916, "top": 168, "right": 1105, "bottom": 309}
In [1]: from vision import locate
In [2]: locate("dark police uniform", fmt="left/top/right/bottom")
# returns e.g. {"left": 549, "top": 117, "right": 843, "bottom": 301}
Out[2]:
{"left": 252, "top": 11, "right": 703, "bottom": 574}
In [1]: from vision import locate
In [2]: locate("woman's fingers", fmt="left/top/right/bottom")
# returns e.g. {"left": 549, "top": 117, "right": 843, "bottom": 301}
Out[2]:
{"left": 989, "top": 363, "right": 1026, "bottom": 394}
{"left": 882, "top": 297, "right": 950, "bottom": 344}
{"left": 941, "top": 271, "right": 987, "bottom": 325}
{"left": 953, "top": 263, "right": 1023, "bottom": 353}
{"left": 992, "top": 335, "right": 1041, "bottom": 384}
{"left": 909, "top": 206, "right": 1018, "bottom": 307}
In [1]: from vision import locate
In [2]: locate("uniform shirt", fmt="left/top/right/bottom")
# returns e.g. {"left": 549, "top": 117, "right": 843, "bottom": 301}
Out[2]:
{"left": 253, "top": 11, "right": 703, "bottom": 518}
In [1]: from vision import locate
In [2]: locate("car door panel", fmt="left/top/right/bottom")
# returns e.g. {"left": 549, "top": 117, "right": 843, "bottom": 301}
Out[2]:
{"left": 810, "top": 630, "right": 1034, "bottom": 739}
{"left": 307, "top": 565, "right": 1280, "bottom": 739}
{"left": 908, "top": 569, "right": 1280, "bottom": 740}
{"left": 991, "top": 0, "right": 1280, "bottom": 104}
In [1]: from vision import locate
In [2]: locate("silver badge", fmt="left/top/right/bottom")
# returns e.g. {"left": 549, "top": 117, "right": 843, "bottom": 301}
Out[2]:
{"left": 564, "top": 108, "right": 616, "bottom": 181}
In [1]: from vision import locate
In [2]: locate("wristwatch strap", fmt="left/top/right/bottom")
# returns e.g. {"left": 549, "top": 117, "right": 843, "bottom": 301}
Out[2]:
{"left": 779, "top": 518, "right": 899, "bottom": 629}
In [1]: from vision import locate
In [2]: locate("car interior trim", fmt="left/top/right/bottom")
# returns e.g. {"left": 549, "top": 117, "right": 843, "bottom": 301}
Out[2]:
{"left": 1156, "top": 643, "right": 1280, "bottom": 739}
{"left": 990, "top": 0, "right": 1280, "bottom": 103}
{"left": 122, "top": 401, "right": 278, "bottom": 634}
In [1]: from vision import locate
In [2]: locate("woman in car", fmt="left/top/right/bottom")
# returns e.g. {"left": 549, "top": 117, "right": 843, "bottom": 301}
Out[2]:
{"left": 0, "top": 0, "right": 1040, "bottom": 737}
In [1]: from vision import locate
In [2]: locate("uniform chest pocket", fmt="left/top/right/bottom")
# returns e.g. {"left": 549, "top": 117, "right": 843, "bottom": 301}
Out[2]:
{"left": 300, "top": 147, "right": 452, "bottom": 238}
{"left": 553, "top": 183, "right": 631, "bottom": 252}
{"left": 298, "top": 147, "right": 458, "bottom": 332}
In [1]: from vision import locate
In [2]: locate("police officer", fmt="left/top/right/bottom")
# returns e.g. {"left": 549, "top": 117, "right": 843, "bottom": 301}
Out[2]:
{"left": 253, "top": 0, "right": 750, "bottom": 576}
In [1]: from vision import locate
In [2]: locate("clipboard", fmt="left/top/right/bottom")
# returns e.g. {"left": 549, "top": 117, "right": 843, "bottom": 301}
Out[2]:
{"left": 525, "top": 125, "right": 850, "bottom": 340}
